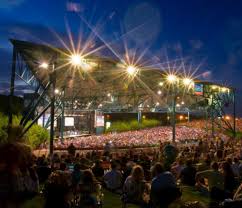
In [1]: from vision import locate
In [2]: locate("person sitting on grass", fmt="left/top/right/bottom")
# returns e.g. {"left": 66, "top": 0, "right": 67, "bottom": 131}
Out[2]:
{"left": 92, "top": 160, "right": 104, "bottom": 182}
{"left": 78, "top": 170, "right": 102, "bottom": 208}
{"left": 103, "top": 161, "right": 122, "bottom": 192}
{"left": 150, "top": 163, "right": 181, "bottom": 208}
{"left": 180, "top": 159, "right": 197, "bottom": 186}
{"left": 123, "top": 165, "right": 150, "bottom": 207}
{"left": 44, "top": 171, "right": 72, "bottom": 208}
{"left": 196, "top": 161, "right": 225, "bottom": 205}
{"left": 196, "top": 162, "right": 224, "bottom": 192}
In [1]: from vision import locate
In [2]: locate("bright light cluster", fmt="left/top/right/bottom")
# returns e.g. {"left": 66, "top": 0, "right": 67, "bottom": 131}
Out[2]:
{"left": 70, "top": 54, "right": 83, "bottom": 66}
{"left": 165, "top": 74, "right": 194, "bottom": 87}
{"left": 39, "top": 62, "right": 48, "bottom": 69}
{"left": 69, "top": 54, "right": 91, "bottom": 71}
{"left": 167, "top": 74, "right": 177, "bottom": 83}
{"left": 183, "top": 78, "right": 193, "bottom": 86}
{"left": 126, "top": 65, "right": 139, "bottom": 76}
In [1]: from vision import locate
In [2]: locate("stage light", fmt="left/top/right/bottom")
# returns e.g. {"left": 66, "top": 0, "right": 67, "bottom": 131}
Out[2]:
{"left": 39, "top": 62, "right": 48, "bottom": 69}
{"left": 157, "top": 90, "right": 162, "bottom": 95}
{"left": 179, "top": 115, "right": 184, "bottom": 120}
{"left": 183, "top": 78, "right": 193, "bottom": 86}
{"left": 54, "top": 89, "right": 60, "bottom": 94}
{"left": 221, "top": 87, "right": 227, "bottom": 93}
{"left": 212, "top": 85, "right": 217, "bottom": 90}
{"left": 126, "top": 65, "right": 138, "bottom": 76}
{"left": 167, "top": 74, "right": 177, "bottom": 83}
{"left": 181, "top": 101, "right": 185, "bottom": 105}
{"left": 107, "top": 93, "right": 111, "bottom": 97}
{"left": 70, "top": 54, "right": 91, "bottom": 70}
{"left": 225, "top": 115, "right": 230, "bottom": 120}
{"left": 176, "top": 103, "right": 180, "bottom": 107}
{"left": 156, "top": 102, "right": 160, "bottom": 106}
{"left": 159, "top": 82, "right": 164, "bottom": 86}
{"left": 70, "top": 54, "right": 82, "bottom": 66}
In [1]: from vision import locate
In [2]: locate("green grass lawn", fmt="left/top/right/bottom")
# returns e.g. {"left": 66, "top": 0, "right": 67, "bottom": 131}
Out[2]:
{"left": 21, "top": 186, "right": 209, "bottom": 208}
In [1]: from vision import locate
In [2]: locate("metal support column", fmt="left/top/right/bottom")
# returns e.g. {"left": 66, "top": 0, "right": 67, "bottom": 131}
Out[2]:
{"left": 8, "top": 47, "right": 17, "bottom": 126}
{"left": 60, "top": 100, "right": 65, "bottom": 142}
{"left": 233, "top": 90, "right": 236, "bottom": 139}
{"left": 211, "top": 95, "right": 215, "bottom": 138}
{"left": 138, "top": 110, "right": 142, "bottom": 124}
{"left": 49, "top": 66, "right": 56, "bottom": 157}
{"left": 172, "top": 95, "right": 176, "bottom": 143}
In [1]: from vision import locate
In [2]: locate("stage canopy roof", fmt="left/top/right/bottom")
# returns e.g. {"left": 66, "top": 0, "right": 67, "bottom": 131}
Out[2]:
{"left": 10, "top": 39, "right": 233, "bottom": 112}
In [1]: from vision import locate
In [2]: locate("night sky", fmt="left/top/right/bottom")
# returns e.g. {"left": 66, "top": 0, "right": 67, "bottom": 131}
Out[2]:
{"left": 0, "top": 0, "right": 242, "bottom": 114}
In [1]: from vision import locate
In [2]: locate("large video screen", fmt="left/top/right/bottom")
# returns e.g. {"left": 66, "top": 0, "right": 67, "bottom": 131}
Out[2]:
{"left": 65, "top": 117, "right": 74, "bottom": 127}
{"left": 96, "top": 115, "right": 104, "bottom": 127}
{"left": 194, "top": 83, "right": 203, "bottom": 96}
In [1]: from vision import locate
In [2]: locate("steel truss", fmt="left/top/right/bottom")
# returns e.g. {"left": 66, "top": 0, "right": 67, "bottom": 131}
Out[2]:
{"left": 203, "top": 84, "right": 236, "bottom": 138}
{"left": 8, "top": 47, "right": 65, "bottom": 141}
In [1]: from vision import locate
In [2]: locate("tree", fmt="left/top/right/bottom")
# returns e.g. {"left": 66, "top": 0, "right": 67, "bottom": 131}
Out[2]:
{"left": 0, "top": 113, "right": 49, "bottom": 149}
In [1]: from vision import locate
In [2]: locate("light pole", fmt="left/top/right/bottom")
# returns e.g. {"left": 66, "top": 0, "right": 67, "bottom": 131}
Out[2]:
{"left": 165, "top": 74, "right": 194, "bottom": 143}
{"left": 166, "top": 74, "right": 178, "bottom": 144}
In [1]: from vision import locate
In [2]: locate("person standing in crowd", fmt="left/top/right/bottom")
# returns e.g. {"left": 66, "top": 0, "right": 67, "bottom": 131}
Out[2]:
{"left": 72, "top": 163, "right": 82, "bottom": 190}
{"left": 171, "top": 158, "right": 185, "bottom": 179}
{"left": 67, "top": 143, "right": 76, "bottom": 157}
{"left": 231, "top": 157, "right": 240, "bottom": 179}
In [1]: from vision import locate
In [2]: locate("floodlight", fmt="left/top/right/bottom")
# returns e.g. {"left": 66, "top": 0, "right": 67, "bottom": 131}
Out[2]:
{"left": 70, "top": 54, "right": 82, "bottom": 66}
{"left": 221, "top": 87, "right": 227, "bottom": 93}
{"left": 39, "top": 62, "right": 48, "bottom": 69}
{"left": 183, "top": 78, "right": 193, "bottom": 86}
{"left": 126, "top": 65, "right": 138, "bottom": 76}
{"left": 225, "top": 115, "right": 230, "bottom": 120}
{"left": 167, "top": 74, "right": 177, "bottom": 83}
{"left": 54, "top": 89, "right": 60, "bottom": 94}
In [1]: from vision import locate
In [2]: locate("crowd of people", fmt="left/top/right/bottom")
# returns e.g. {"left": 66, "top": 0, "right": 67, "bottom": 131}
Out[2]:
{"left": 1, "top": 135, "right": 242, "bottom": 208}
{"left": 39, "top": 126, "right": 228, "bottom": 150}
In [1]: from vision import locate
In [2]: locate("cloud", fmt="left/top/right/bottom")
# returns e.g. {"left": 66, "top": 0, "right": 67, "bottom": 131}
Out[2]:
{"left": 0, "top": 0, "right": 26, "bottom": 9}
{"left": 201, "top": 70, "right": 212, "bottom": 80}
{"left": 0, "top": 19, "right": 69, "bottom": 52}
